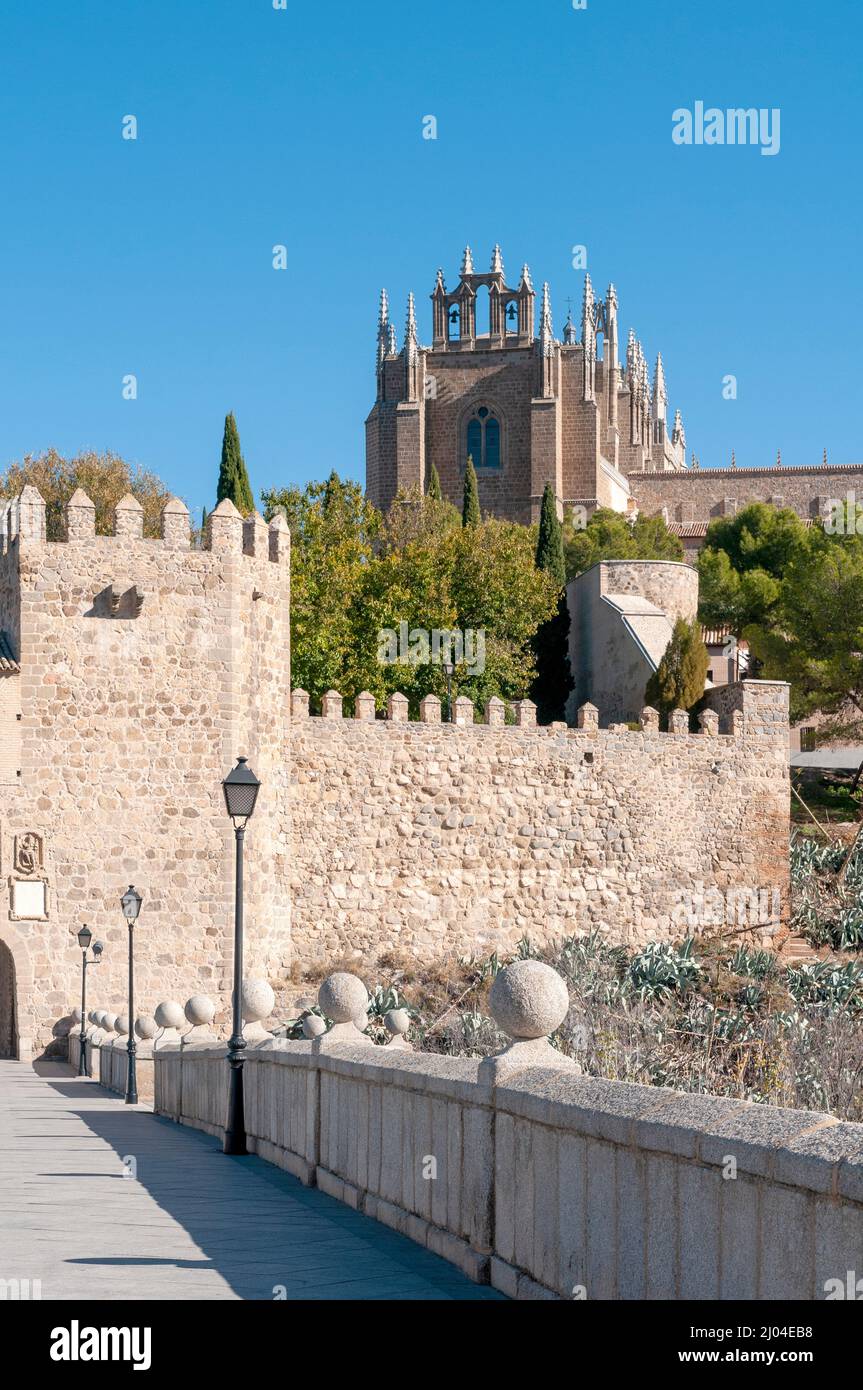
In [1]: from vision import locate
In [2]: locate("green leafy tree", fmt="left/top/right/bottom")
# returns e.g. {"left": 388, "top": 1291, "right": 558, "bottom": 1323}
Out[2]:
{"left": 380, "top": 486, "right": 460, "bottom": 552}
{"left": 216, "top": 412, "right": 254, "bottom": 515}
{"left": 262, "top": 472, "right": 381, "bottom": 707}
{"left": 449, "top": 519, "right": 559, "bottom": 714}
{"left": 565, "top": 506, "right": 683, "bottom": 579}
{"left": 0, "top": 448, "right": 172, "bottom": 540}
{"left": 462, "top": 456, "right": 481, "bottom": 528}
{"left": 262, "top": 475, "right": 557, "bottom": 716}
{"left": 697, "top": 502, "right": 813, "bottom": 634}
{"left": 427, "top": 463, "right": 442, "bottom": 501}
{"left": 645, "top": 617, "right": 709, "bottom": 721}
{"left": 748, "top": 531, "right": 863, "bottom": 731}
{"left": 530, "top": 484, "right": 573, "bottom": 723}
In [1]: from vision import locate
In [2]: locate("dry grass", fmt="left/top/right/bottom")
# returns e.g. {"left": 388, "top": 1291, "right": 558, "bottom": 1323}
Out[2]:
{"left": 279, "top": 930, "right": 863, "bottom": 1121}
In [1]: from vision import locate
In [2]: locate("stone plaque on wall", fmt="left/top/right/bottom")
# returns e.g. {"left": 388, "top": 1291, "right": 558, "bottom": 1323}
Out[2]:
{"left": 10, "top": 878, "right": 47, "bottom": 920}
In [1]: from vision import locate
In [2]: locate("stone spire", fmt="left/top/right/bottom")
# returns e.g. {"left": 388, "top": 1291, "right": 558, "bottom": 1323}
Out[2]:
{"left": 540, "top": 283, "right": 554, "bottom": 352}
{"left": 539, "top": 283, "right": 555, "bottom": 398}
{"left": 652, "top": 353, "right": 668, "bottom": 421}
{"left": 519, "top": 263, "right": 533, "bottom": 292}
{"left": 626, "top": 329, "right": 639, "bottom": 390}
{"left": 404, "top": 292, "right": 419, "bottom": 402}
{"left": 490, "top": 244, "right": 504, "bottom": 276}
{"left": 387, "top": 322, "right": 398, "bottom": 355}
{"left": 626, "top": 330, "right": 640, "bottom": 444}
{"left": 404, "top": 292, "right": 417, "bottom": 352}
{"left": 581, "top": 273, "right": 596, "bottom": 402}
{"left": 672, "top": 408, "right": 686, "bottom": 450}
{"left": 563, "top": 305, "right": 577, "bottom": 345}
{"left": 461, "top": 245, "right": 474, "bottom": 276}
{"left": 376, "top": 289, "right": 390, "bottom": 394}
{"left": 435, "top": 267, "right": 446, "bottom": 292}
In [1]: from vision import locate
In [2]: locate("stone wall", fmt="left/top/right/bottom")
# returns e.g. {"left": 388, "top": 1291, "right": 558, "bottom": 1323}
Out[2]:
{"left": 0, "top": 489, "right": 292, "bottom": 1056}
{"left": 154, "top": 1027, "right": 863, "bottom": 1301}
{"left": 289, "top": 680, "right": 790, "bottom": 965}
{"left": 629, "top": 462, "right": 863, "bottom": 526}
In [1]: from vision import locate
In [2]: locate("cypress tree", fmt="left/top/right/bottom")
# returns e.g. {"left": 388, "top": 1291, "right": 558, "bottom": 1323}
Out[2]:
{"left": 427, "top": 463, "right": 443, "bottom": 501}
{"left": 645, "top": 617, "right": 710, "bottom": 721}
{"left": 535, "top": 481, "right": 566, "bottom": 584}
{"left": 200, "top": 505, "right": 208, "bottom": 549}
{"left": 216, "top": 412, "right": 254, "bottom": 515}
{"left": 531, "top": 483, "right": 573, "bottom": 724}
{"left": 462, "top": 455, "right": 481, "bottom": 528}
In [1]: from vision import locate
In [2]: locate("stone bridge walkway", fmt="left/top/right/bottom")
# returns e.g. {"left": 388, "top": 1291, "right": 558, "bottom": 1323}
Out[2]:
{"left": 0, "top": 1062, "right": 503, "bottom": 1301}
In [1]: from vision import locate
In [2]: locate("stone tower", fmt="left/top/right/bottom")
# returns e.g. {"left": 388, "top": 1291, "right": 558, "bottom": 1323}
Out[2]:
{"left": 365, "top": 247, "right": 688, "bottom": 525}
{"left": 0, "top": 488, "right": 291, "bottom": 1057}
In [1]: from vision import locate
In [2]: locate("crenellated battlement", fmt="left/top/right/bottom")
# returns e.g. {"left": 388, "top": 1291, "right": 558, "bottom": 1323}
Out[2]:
{"left": 290, "top": 679, "right": 788, "bottom": 741}
{"left": 1, "top": 487, "right": 289, "bottom": 564}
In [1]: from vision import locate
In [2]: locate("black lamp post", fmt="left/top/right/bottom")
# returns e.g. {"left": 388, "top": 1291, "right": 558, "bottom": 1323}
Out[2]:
{"left": 76, "top": 926, "right": 103, "bottom": 1077}
{"left": 120, "top": 885, "right": 143, "bottom": 1104}
{"left": 222, "top": 756, "right": 261, "bottom": 1156}
{"left": 443, "top": 661, "right": 455, "bottom": 724}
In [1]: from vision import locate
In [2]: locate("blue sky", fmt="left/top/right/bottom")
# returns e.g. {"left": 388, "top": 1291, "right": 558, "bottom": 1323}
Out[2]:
{"left": 0, "top": 0, "right": 858, "bottom": 521}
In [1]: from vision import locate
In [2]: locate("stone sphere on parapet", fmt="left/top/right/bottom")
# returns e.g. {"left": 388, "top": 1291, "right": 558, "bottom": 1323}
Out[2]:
{"left": 384, "top": 1008, "right": 411, "bottom": 1037}
{"left": 135, "top": 1015, "right": 158, "bottom": 1040}
{"left": 318, "top": 972, "right": 369, "bottom": 1025}
{"left": 94, "top": 1010, "right": 108, "bottom": 1028}
{"left": 71, "top": 1006, "right": 82, "bottom": 1024}
{"left": 154, "top": 1001, "right": 185, "bottom": 1030}
{"left": 241, "top": 978, "right": 275, "bottom": 1024}
{"left": 103, "top": 1014, "right": 118, "bottom": 1033}
{"left": 185, "top": 995, "right": 216, "bottom": 1028}
{"left": 115, "top": 1015, "right": 129, "bottom": 1036}
{"left": 489, "top": 960, "right": 570, "bottom": 1040}
{"left": 301, "top": 1013, "right": 327, "bottom": 1039}
{"left": 88, "top": 1009, "right": 100, "bottom": 1025}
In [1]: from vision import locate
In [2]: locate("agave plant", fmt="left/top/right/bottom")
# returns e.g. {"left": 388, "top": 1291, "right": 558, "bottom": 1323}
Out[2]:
{"left": 728, "top": 945, "right": 778, "bottom": 982}
{"left": 626, "top": 938, "right": 702, "bottom": 1001}
{"left": 785, "top": 960, "right": 863, "bottom": 1011}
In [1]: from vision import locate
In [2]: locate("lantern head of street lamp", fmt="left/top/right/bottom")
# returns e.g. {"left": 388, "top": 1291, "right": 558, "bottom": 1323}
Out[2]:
{"left": 222, "top": 756, "right": 261, "bottom": 827}
{"left": 77, "top": 924, "right": 92, "bottom": 951}
{"left": 121, "top": 885, "right": 143, "bottom": 923}
{"left": 443, "top": 661, "right": 454, "bottom": 677}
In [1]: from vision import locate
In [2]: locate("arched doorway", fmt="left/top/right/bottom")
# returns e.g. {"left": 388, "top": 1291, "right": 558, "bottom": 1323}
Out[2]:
{"left": 0, "top": 939, "right": 16, "bottom": 1058}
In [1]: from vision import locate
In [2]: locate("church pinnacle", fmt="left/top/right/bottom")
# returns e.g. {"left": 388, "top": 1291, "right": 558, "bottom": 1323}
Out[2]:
{"left": 404, "top": 291, "right": 417, "bottom": 350}
{"left": 461, "top": 245, "right": 474, "bottom": 276}
{"left": 376, "top": 289, "right": 390, "bottom": 384}
{"left": 652, "top": 352, "right": 667, "bottom": 422}
{"left": 540, "top": 283, "right": 553, "bottom": 348}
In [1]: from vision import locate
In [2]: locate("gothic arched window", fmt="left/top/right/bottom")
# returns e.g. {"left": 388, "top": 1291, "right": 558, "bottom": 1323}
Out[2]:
{"left": 466, "top": 418, "right": 482, "bottom": 469}
{"left": 465, "top": 406, "right": 502, "bottom": 470}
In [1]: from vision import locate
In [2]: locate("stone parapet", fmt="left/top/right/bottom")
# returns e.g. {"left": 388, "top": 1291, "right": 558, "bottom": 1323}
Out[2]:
{"left": 154, "top": 1031, "right": 863, "bottom": 1301}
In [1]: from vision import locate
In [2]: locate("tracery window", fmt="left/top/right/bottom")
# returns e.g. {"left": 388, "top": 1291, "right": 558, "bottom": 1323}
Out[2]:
{"left": 466, "top": 406, "right": 502, "bottom": 469}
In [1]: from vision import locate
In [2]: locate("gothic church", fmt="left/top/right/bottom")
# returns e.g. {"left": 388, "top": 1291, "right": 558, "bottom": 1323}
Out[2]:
{"left": 366, "top": 245, "right": 863, "bottom": 541}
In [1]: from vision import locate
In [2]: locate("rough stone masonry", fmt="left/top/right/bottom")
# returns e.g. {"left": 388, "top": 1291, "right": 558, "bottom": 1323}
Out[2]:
{"left": 0, "top": 486, "right": 789, "bottom": 1058}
